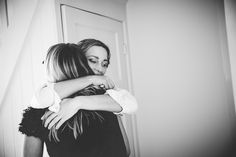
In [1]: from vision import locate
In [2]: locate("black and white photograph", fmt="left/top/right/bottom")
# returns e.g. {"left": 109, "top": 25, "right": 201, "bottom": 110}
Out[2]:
{"left": 0, "top": 0, "right": 236, "bottom": 157}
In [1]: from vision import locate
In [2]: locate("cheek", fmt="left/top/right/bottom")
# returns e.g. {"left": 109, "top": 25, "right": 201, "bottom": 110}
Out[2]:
{"left": 87, "top": 61, "right": 93, "bottom": 68}
{"left": 101, "top": 68, "right": 107, "bottom": 75}
{"left": 87, "top": 62, "right": 96, "bottom": 72}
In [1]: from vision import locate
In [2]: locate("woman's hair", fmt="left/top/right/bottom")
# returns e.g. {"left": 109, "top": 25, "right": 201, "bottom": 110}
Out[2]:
{"left": 44, "top": 43, "right": 104, "bottom": 142}
{"left": 77, "top": 39, "right": 111, "bottom": 65}
{"left": 45, "top": 43, "right": 93, "bottom": 82}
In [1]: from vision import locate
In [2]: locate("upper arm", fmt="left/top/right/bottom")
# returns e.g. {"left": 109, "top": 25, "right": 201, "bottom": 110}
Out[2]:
{"left": 23, "top": 135, "right": 44, "bottom": 157}
{"left": 38, "top": 85, "right": 55, "bottom": 106}
{"left": 32, "top": 85, "right": 55, "bottom": 108}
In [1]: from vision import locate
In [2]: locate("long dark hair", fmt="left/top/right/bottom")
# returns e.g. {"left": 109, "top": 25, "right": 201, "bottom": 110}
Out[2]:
{"left": 44, "top": 43, "right": 104, "bottom": 142}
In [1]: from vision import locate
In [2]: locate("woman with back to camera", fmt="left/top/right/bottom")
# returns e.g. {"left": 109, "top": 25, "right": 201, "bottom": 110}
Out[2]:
{"left": 31, "top": 39, "right": 137, "bottom": 156}
{"left": 19, "top": 43, "right": 129, "bottom": 157}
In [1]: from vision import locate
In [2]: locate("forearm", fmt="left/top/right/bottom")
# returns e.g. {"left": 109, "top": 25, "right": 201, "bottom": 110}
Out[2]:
{"left": 34, "top": 77, "right": 92, "bottom": 107}
{"left": 34, "top": 81, "right": 137, "bottom": 115}
{"left": 75, "top": 95, "right": 123, "bottom": 113}
{"left": 35, "top": 75, "right": 115, "bottom": 108}
{"left": 54, "top": 76, "right": 92, "bottom": 99}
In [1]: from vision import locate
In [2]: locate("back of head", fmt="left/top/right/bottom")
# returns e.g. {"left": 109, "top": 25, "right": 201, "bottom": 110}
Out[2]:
{"left": 44, "top": 43, "right": 104, "bottom": 142}
{"left": 45, "top": 43, "right": 94, "bottom": 83}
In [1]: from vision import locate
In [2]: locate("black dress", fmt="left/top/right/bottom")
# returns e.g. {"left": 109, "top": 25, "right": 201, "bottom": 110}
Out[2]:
{"left": 19, "top": 89, "right": 127, "bottom": 157}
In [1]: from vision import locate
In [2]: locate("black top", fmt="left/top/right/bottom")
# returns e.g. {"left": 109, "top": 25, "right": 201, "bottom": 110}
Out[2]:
{"left": 19, "top": 87, "right": 127, "bottom": 157}
{"left": 19, "top": 108, "right": 127, "bottom": 157}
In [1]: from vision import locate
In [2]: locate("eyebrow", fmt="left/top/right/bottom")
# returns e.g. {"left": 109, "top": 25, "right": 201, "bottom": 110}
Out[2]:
{"left": 87, "top": 55, "right": 108, "bottom": 61}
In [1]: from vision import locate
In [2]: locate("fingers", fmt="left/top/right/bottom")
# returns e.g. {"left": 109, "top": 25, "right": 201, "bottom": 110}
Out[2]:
{"left": 98, "top": 76, "right": 114, "bottom": 89}
{"left": 44, "top": 112, "right": 58, "bottom": 128}
{"left": 48, "top": 115, "right": 61, "bottom": 129}
{"left": 92, "top": 75, "right": 115, "bottom": 89}
{"left": 41, "top": 110, "right": 53, "bottom": 120}
{"left": 42, "top": 112, "right": 67, "bottom": 130}
{"left": 55, "top": 118, "right": 67, "bottom": 130}
{"left": 93, "top": 85, "right": 101, "bottom": 90}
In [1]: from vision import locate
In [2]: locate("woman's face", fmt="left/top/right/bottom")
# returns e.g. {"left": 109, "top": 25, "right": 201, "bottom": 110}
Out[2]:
{"left": 85, "top": 46, "right": 109, "bottom": 75}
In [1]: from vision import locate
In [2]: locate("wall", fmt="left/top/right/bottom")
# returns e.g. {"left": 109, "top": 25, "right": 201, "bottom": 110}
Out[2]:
{"left": 225, "top": 0, "right": 236, "bottom": 111}
{"left": 0, "top": 0, "right": 38, "bottom": 104}
{"left": 0, "top": 0, "right": 135, "bottom": 156}
{"left": 0, "top": 0, "right": 58, "bottom": 156}
{"left": 126, "top": 0, "right": 235, "bottom": 157}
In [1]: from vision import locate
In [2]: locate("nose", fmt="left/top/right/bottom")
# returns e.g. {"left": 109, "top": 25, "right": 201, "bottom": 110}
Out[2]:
{"left": 94, "top": 65, "right": 104, "bottom": 75}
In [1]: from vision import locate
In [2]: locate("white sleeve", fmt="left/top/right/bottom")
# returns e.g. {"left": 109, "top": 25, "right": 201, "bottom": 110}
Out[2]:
{"left": 47, "top": 83, "right": 61, "bottom": 113}
{"left": 30, "top": 83, "right": 49, "bottom": 109}
{"left": 106, "top": 88, "right": 138, "bottom": 115}
{"left": 30, "top": 83, "right": 61, "bottom": 112}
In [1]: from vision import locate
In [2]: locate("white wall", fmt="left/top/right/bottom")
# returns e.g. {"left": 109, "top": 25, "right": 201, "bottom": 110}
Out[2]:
{"left": 126, "top": 0, "right": 235, "bottom": 157}
{"left": 0, "top": 0, "right": 58, "bottom": 156}
{"left": 225, "top": 0, "right": 236, "bottom": 111}
{"left": 0, "top": 0, "right": 38, "bottom": 104}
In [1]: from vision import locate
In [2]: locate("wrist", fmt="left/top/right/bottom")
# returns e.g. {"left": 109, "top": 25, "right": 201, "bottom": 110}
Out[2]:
{"left": 74, "top": 96, "right": 85, "bottom": 110}
{"left": 86, "top": 76, "right": 94, "bottom": 86}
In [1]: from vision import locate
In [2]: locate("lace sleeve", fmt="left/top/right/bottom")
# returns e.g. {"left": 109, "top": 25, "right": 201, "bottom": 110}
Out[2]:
{"left": 19, "top": 107, "right": 48, "bottom": 139}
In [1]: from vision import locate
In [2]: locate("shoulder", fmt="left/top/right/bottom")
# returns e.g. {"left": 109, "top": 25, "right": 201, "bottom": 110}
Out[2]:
{"left": 21, "top": 107, "right": 47, "bottom": 120}
{"left": 31, "top": 83, "right": 55, "bottom": 109}
{"left": 19, "top": 107, "right": 47, "bottom": 139}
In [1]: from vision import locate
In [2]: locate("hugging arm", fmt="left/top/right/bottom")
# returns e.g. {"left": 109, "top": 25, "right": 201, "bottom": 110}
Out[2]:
{"left": 53, "top": 75, "right": 115, "bottom": 99}
{"left": 35, "top": 75, "right": 115, "bottom": 107}
{"left": 35, "top": 75, "right": 137, "bottom": 128}
{"left": 23, "top": 136, "right": 44, "bottom": 157}
{"left": 43, "top": 94, "right": 122, "bottom": 129}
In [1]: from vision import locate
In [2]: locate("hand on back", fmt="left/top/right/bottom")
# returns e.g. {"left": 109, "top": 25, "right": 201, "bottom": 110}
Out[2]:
{"left": 41, "top": 98, "right": 80, "bottom": 130}
{"left": 41, "top": 75, "right": 116, "bottom": 130}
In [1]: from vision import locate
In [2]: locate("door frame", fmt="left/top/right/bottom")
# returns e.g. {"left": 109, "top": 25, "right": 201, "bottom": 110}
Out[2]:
{"left": 54, "top": 0, "right": 140, "bottom": 156}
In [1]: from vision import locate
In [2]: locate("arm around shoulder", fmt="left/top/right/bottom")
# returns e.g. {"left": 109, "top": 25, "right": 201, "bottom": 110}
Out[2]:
{"left": 30, "top": 76, "right": 94, "bottom": 109}
{"left": 30, "top": 84, "right": 55, "bottom": 109}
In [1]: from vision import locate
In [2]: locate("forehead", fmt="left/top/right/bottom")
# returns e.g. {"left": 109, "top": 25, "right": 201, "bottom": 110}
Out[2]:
{"left": 85, "top": 46, "right": 108, "bottom": 60}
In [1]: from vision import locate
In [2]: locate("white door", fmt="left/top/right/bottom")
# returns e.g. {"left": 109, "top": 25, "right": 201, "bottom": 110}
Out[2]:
{"left": 60, "top": 4, "right": 136, "bottom": 156}
{"left": 61, "top": 5, "right": 128, "bottom": 89}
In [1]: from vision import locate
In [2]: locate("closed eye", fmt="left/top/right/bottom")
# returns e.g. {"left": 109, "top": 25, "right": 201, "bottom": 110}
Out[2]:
{"left": 88, "top": 59, "right": 97, "bottom": 64}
